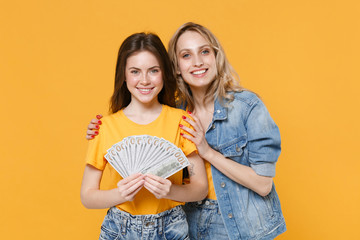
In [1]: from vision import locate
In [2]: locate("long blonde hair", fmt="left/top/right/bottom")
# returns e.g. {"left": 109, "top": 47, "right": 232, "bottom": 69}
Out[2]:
{"left": 168, "top": 22, "right": 245, "bottom": 111}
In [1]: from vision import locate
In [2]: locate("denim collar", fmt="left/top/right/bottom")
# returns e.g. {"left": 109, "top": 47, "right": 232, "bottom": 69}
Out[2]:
{"left": 179, "top": 98, "right": 228, "bottom": 121}
{"left": 213, "top": 98, "right": 228, "bottom": 121}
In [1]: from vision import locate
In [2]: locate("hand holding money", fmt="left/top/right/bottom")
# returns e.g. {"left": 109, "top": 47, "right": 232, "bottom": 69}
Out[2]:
{"left": 144, "top": 174, "right": 172, "bottom": 199}
{"left": 117, "top": 173, "right": 145, "bottom": 202}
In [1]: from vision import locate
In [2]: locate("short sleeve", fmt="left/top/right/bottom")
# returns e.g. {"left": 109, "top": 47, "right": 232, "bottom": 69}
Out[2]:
{"left": 246, "top": 99, "right": 281, "bottom": 177}
{"left": 85, "top": 127, "right": 107, "bottom": 170}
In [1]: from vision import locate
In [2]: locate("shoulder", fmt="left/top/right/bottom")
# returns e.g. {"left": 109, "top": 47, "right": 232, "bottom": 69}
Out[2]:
{"left": 223, "top": 91, "right": 263, "bottom": 115}
{"left": 101, "top": 112, "right": 119, "bottom": 121}
{"left": 229, "top": 90, "right": 262, "bottom": 108}
{"left": 162, "top": 105, "right": 186, "bottom": 116}
{"left": 223, "top": 91, "right": 271, "bottom": 124}
{"left": 97, "top": 111, "right": 122, "bottom": 128}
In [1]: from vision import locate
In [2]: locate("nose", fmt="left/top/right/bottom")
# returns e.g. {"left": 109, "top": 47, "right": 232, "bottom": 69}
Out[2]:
{"left": 193, "top": 54, "right": 204, "bottom": 67}
{"left": 140, "top": 73, "right": 150, "bottom": 85}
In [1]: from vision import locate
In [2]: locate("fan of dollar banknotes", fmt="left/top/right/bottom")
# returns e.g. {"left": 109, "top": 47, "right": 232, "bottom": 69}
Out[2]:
{"left": 105, "top": 135, "right": 190, "bottom": 179}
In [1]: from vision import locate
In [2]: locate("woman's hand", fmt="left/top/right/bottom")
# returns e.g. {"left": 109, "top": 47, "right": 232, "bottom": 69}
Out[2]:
{"left": 86, "top": 115, "right": 102, "bottom": 140}
{"left": 179, "top": 113, "right": 212, "bottom": 159}
{"left": 117, "top": 173, "right": 145, "bottom": 202}
{"left": 143, "top": 174, "right": 172, "bottom": 199}
{"left": 81, "top": 165, "right": 145, "bottom": 209}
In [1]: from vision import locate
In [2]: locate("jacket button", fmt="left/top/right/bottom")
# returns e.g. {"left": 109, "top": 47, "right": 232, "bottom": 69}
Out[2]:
{"left": 211, "top": 123, "right": 216, "bottom": 129}
{"left": 228, "top": 213, "right": 233, "bottom": 218}
{"left": 221, "top": 182, "right": 226, "bottom": 188}
{"left": 205, "top": 200, "right": 210, "bottom": 205}
{"left": 236, "top": 145, "right": 241, "bottom": 152}
{"left": 216, "top": 110, "right": 221, "bottom": 113}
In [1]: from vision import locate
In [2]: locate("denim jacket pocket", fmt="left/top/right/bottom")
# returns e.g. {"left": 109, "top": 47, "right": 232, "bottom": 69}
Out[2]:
{"left": 217, "top": 135, "right": 247, "bottom": 157}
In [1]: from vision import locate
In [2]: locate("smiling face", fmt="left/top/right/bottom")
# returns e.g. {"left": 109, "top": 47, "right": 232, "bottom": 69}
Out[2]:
{"left": 125, "top": 50, "right": 163, "bottom": 107}
{"left": 176, "top": 31, "right": 217, "bottom": 90}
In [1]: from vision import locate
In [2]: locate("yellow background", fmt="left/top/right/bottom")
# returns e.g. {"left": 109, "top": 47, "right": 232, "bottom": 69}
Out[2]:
{"left": 1, "top": 0, "right": 359, "bottom": 239}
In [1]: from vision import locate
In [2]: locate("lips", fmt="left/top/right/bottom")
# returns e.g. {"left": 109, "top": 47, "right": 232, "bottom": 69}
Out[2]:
{"left": 137, "top": 87, "right": 154, "bottom": 94}
{"left": 191, "top": 69, "right": 208, "bottom": 76}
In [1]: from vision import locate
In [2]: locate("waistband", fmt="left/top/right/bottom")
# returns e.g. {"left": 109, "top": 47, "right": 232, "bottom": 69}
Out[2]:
{"left": 185, "top": 198, "right": 219, "bottom": 209}
{"left": 109, "top": 205, "right": 184, "bottom": 226}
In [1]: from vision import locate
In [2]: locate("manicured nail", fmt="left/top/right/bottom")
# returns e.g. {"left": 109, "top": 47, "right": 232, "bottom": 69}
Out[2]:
{"left": 95, "top": 125, "right": 99, "bottom": 129}
{"left": 98, "top": 120, "right": 102, "bottom": 125}
{"left": 94, "top": 131, "right": 99, "bottom": 135}
{"left": 182, "top": 116, "right": 186, "bottom": 119}
{"left": 179, "top": 124, "right": 183, "bottom": 127}
{"left": 187, "top": 111, "right": 192, "bottom": 114}
{"left": 91, "top": 135, "right": 94, "bottom": 138}
{"left": 180, "top": 133, "right": 184, "bottom": 136}
{"left": 96, "top": 115, "right": 102, "bottom": 119}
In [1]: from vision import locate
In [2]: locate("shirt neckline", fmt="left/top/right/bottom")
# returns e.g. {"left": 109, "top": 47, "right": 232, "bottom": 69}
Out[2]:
{"left": 118, "top": 105, "right": 166, "bottom": 127}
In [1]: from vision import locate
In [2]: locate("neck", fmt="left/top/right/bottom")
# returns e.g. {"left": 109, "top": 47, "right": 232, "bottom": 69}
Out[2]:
{"left": 190, "top": 86, "right": 214, "bottom": 113}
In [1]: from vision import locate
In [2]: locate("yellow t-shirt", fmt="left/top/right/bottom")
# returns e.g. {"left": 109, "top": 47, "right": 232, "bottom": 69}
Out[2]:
{"left": 205, "top": 161, "right": 217, "bottom": 200}
{"left": 85, "top": 105, "right": 197, "bottom": 215}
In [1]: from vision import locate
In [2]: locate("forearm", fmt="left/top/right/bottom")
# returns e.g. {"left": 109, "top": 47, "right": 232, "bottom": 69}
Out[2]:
{"left": 81, "top": 188, "right": 126, "bottom": 209}
{"left": 80, "top": 164, "right": 138, "bottom": 209}
{"left": 167, "top": 181, "right": 208, "bottom": 202}
{"left": 167, "top": 152, "right": 208, "bottom": 202}
{"left": 204, "top": 149, "right": 273, "bottom": 197}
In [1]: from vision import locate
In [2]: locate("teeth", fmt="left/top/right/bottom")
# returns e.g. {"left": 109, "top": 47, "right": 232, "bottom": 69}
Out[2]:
{"left": 192, "top": 70, "right": 206, "bottom": 75}
{"left": 138, "top": 88, "right": 152, "bottom": 92}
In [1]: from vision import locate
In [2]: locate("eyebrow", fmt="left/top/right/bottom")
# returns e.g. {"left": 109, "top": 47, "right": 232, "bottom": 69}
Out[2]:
{"left": 128, "top": 65, "right": 161, "bottom": 70}
{"left": 178, "top": 44, "right": 211, "bottom": 53}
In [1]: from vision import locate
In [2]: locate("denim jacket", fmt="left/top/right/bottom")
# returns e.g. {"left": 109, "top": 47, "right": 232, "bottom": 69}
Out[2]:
{"left": 205, "top": 91, "right": 286, "bottom": 240}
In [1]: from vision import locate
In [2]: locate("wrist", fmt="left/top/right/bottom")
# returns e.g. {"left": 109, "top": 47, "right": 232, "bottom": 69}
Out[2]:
{"left": 201, "top": 147, "right": 215, "bottom": 163}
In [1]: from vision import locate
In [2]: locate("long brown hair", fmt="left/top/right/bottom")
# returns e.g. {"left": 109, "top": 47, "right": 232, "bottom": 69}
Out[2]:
{"left": 168, "top": 22, "right": 245, "bottom": 111}
{"left": 110, "top": 33, "right": 176, "bottom": 113}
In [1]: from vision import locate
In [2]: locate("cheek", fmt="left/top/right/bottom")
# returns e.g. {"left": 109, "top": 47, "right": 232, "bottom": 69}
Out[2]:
{"left": 206, "top": 55, "right": 216, "bottom": 67}
{"left": 150, "top": 74, "right": 163, "bottom": 86}
{"left": 177, "top": 60, "right": 189, "bottom": 73}
{"left": 125, "top": 75, "right": 138, "bottom": 87}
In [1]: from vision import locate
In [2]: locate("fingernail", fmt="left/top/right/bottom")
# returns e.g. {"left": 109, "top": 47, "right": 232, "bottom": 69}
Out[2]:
{"left": 182, "top": 116, "right": 186, "bottom": 119}
{"left": 95, "top": 125, "right": 99, "bottom": 129}
{"left": 98, "top": 120, "right": 102, "bottom": 125}
{"left": 91, "top": 135, "right": 94, "bottom": 138}
{"left": 96, "top": 115, "right": 102, "bottom": 119}
{"left": 187, "top": 111, "right": 192, "bottom": 114}
{"left": 180, "top": 133, "right": 184, "bottom": 136}
{"left": 94, "top": 131, "right": 99, "bottom": 135}
{"left": 179, "top": 124, "right": 183, "bottom": 127}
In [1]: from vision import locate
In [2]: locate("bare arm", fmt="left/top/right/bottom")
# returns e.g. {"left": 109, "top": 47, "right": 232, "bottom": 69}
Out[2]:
{"left": 80, "top": 164, "right": 145, "bottom": 209}
{"left": 144, "top": 152, "right": 208, "bottom": 202}
{"left": 180, "top": 114, "right": 272, "bottom": 197}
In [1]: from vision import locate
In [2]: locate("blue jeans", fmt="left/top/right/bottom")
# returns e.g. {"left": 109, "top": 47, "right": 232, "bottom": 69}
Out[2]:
{"left": 183, "top": 199, "right": 229, "bottom": 240}
{"left": 100, "top": 205, "right": 189, "bottom": 240}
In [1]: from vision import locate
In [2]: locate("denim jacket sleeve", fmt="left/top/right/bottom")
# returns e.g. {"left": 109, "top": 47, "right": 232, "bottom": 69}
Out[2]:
{"left": 245, "top": 96, "right": 281, "bottom": 177}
